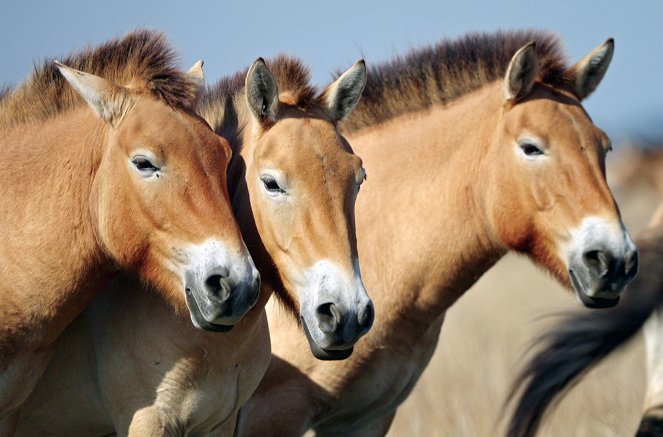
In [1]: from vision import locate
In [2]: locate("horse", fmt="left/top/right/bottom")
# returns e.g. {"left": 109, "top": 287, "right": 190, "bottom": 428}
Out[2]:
{"left": 236, "top": 30, "right": 639, "bottom": 436}
{"left": 506, "top": 152, "right": 663, "bottom": 437}
{"left": 12, "top": 56, "right": 372, "bottom": 436}
{"left": 0, "top": 29, "right": 261, "bottom": 432}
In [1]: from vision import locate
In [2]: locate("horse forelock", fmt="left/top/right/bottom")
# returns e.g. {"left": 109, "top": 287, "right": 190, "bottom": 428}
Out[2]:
{"left": 0, "top": 29, "right": 198, "bottom": 129}
{"left": 341, "top": 30, "right": 575, "bottom": 133}
{"left": 200, "top": 55, "right": 319, "bottom": 133}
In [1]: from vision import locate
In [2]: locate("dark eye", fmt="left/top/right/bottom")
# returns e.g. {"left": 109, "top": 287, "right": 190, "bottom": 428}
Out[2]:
{"left": 520, "top": 143, "right": 544, "bottom": 156}
{"left": 261, "top": 176, "right": 284, "bottom": 194}
{"left": 131, "top": 155, "right": 160, "bottom": 176}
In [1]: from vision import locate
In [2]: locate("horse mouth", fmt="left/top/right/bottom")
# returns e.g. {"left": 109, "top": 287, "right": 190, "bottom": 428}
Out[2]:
{"left": 185, "top": 287, "right": 234, "bottom": 333}
{"left": 569, "top": 269, "right": 620, "bottom": 309}
{"left": 301, "top": 318, "right": 354, "bottom": 361}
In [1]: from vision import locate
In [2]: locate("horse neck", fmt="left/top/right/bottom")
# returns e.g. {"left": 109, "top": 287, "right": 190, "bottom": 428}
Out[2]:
{"left": 0, "top": 109, "right": 112, "bottom": 351}
{"left": 349, "top": 83, "right": 507, "bottom": 334}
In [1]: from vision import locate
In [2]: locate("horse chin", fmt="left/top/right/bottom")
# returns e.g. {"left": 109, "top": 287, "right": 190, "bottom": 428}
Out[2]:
{"left": 301, "top": 318, "right": 354, "bottom": 361}
{"left": 569, "top": 270, "right": 621, "bottom": 309}
{"left": 185, "top": 287, "right": 234, "bottom": 333}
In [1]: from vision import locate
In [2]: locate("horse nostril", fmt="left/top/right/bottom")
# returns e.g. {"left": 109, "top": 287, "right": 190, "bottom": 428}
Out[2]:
{"left": 316, "top": 302, "right": 342, "bottom": 334}
{"left": 583, "top": 249, "right": 610, "bottom": 277}
{"left": 625, "top": 249, "right": 639, "bottom": 277}
{"left": 358, "top": 302, "right": 374, "bottom": 330}
{"left": 204, "top": 274, "right": 230, "bottom": 300}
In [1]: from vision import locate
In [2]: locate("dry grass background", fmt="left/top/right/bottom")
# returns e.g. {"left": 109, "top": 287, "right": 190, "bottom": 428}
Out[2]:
{"left": 386, "top": 153, "right": 659, "bottom": 437}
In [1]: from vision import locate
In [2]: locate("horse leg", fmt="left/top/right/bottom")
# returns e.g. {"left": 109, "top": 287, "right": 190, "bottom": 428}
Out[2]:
{"left": 0, "top": 348, "right": 53, "bottom": 435}
{"left": 638, "top": 308, "right": 663, "bottom": 436}
{"left": 313, "top": 411, "right": 396, "bottom": 437}
{"left": 123, "top": 406, "right": 169, "bottom": 437}
{"left": 0, "top": 411, "right": 19, "bottom": 437}
{"left": 235, "top": 389, "right": 316, "bottom": 437}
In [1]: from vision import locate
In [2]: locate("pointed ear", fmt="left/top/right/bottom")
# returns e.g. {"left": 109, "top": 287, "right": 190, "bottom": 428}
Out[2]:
{"left": 504, "top": 42, "right": 538, "bottom": 102}
{"left": 322, "top": 60, "right": 367, "bottom": 122}
{"left": 55, "top": 61, "right": 130, "bottom": 126}
{"left": 187, "top": 59, "right": 205, "bottom": 107}
{"left": 245, "top": 58, "right": 279, "bottom": 123}
{"left": 569, "top": 38, "right": 614, "bottom": 100}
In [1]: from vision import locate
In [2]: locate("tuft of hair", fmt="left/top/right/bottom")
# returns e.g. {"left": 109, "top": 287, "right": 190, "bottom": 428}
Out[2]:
{"left": 505, "top": 223, "right": 663, "bottom": 437}
{"left": 200, "top": 55, "right": 317, "bottom": 140}
{"left": 341, "top": 30, "right": 573, "bottom": 133}
{"left": 0, "top": 85, "right": 12, "bottom": 102}
{"left": 0, "top": 29, "right": 198, "bottom": 129}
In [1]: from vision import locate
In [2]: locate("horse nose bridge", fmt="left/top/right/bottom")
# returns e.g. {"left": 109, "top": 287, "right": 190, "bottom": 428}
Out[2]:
{"left": 306, "top": 201, "right": 357, "bottom": 259}
{"left": 571, "top": 215, "right": 632, "bottom": 255}
{"left": 178, "top": 177, "right": 236, "bottom": 234}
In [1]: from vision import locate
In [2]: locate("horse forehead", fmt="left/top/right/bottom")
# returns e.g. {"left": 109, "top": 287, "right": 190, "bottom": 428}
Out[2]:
{"left": 259, "top": 118, "right": 355, "bottom": 167}
{"left": 274, "top": 116, "right": 340, "bottom": 148}
{"left": 123, "top": 102, "right": 209, "bottom": 145}
{"left": 510, "top": 96, "right": 598, "bottom": 142}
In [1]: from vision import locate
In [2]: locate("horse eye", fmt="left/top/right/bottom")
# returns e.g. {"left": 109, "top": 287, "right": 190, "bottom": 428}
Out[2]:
{"left": 131, "top": 155, "right": 160, "bottom": 176}
{"left": 520, "top": 143, "right": 544, "bottom": 156}
{"left": 261, "top": 176, "right": 284, "bottom": 194}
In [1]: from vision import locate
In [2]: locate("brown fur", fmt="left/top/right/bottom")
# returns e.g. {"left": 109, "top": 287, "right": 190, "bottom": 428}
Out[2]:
{"left": 203, "top": 55, "right": 317, "bottom": 112}
{"left": 0, "top": 29, "right": 198, "bottom": 129}
{"left": 0, "top": 30, "right": 247, "bottom": 431}
{"left": 200, "top": 55, "right": 318, "bottom": 150}
{"left": 14, "top": 58, "right": 370, "bottom": 436}
{"left": 343, "top": 30, "right": 574, "bottom": 133}
{"left": 199, "top": 55, "right": 352, "bottom": 315}
{"left": 238, "top": 32, "right": 634, "bottom": 437}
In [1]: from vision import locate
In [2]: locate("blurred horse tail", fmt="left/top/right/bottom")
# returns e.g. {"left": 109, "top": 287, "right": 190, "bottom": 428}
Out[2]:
{"left": 507, "top": 207, "right": 663, "bottom": 437}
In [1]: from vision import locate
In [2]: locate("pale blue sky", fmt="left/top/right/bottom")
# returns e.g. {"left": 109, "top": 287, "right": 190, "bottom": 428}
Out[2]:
{"left": 1, "top": 1, "right": 661, "bottom": 141}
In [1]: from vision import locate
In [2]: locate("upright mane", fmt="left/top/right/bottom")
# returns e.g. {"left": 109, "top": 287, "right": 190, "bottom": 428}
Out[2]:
{"left": 199, "top": 55, "right": 318, "bottom": 146}
{"left": 342, "top": 30, "right": 573, "bottom": 133}
{"left": 0, "top": 29, "right": 197, "bottom": 129}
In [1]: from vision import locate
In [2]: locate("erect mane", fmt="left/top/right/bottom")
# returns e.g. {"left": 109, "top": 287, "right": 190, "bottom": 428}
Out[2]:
{"left": 199, "top": 55, "right": 318, "bottom": 145}
{"left": 0, "top": 29, "right": 198, "bottom": 129}
{"left": 0, "top": 86, "right": 11, "bottom": 102}
{"left": 342, "top": 30, "right": 574, "bottom": 133}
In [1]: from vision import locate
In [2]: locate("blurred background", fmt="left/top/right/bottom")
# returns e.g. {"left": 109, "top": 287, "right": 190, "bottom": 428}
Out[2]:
{"left": 2, "top": 1, "right": 662, "bottom": 435}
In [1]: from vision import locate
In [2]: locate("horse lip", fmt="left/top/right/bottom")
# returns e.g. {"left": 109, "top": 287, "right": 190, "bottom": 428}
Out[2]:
{"left": 569, "top": 269, "right": 620, "bottom": 309}
{"left": 184, "top": 287, "right": 234, "bottom": 333}
{"left": 301, "top": 317, "right": 354, "bottom": 361}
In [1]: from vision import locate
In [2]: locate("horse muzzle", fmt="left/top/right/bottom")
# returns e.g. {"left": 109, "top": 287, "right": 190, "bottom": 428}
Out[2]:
{"left": 568, "top": 243, "right": 638, "bottom": 309}
{"left": 183, "top": 241, "right": 260, "bottom": 332}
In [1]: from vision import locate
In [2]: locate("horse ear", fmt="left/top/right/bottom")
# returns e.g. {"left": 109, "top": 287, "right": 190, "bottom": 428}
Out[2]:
{"left": 55, "top": 61, "right": 130, "bottom": 127}
{"left": 321, "top": 59, "right": 367, "bottom": 122}
{"left": 186, "top": 59, "right": 205, "bottom": 108}
{"left": 504, "top": 42, "right": 538, "bottom": 102}
{"left": 245, "top": 58, "right": 279, "bottom": 123}
{"left": 569, "top": 38, "right": 614, "bottom": 100}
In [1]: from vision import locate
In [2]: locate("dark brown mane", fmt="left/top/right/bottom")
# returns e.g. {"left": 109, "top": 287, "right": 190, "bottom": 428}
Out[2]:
{"left": 0, "top": 86, "right": 12, "bottom": 102}
{"left": 342, "top": 30, "right": 574, "bottom": 133}
{"left": 0, "top": 29, "right": 197, "bottom": 128}
{"left": 200, "top": 55, "right": 318, "bottom": 145}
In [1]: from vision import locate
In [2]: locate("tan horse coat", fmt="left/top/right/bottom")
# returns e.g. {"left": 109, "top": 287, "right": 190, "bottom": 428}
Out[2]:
{"left": 238, "top": 31, "right": 637, "bottom": 436}
{"left": 14, "top": 57, "right": 371, "bottom": 436}
{"left": 0, "top": 30, "right": 255, "bottom": 432}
